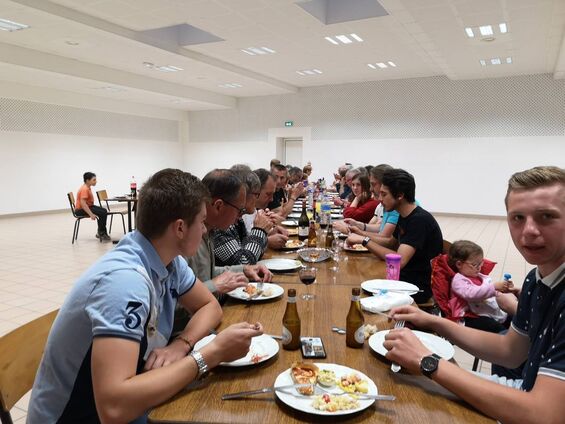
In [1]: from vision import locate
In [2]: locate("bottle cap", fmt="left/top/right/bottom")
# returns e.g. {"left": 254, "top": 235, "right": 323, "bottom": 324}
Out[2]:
{"left": 503, "top": 273, "right": 512, "bottom": 280}
{"left": 288, "top": 289, "right": 296, "bottom": 297}
{"left": 352, "top": 287, "right": 360, "bottom": 296}
{"left": 385, "top": 253, "right": 402, "bottom": 262}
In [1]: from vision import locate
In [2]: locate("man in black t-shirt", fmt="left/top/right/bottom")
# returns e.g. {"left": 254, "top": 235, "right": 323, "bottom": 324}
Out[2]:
{"left": 346, "top": 168, "right": 442, "bottom": 303}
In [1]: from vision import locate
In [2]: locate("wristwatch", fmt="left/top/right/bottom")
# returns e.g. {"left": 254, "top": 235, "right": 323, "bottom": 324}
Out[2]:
{"left": 190, "top": 350, "right": 209, "bottom": 380}
{"left": 361, "top": 236, "right": 371, "bottom": 247}
{"left": 420, "top": 353, "right": 441, "bottom": 378}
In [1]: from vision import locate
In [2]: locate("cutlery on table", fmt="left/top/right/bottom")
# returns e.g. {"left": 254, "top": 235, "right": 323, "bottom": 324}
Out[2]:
{"left": 221, "top": 384, "right": 311, "bottom": 400}
{"left": 391, "top": 320, "right": 405, "bottom": 373}
{"left": 331, "top": 326, "right": 346, "bottom": 335}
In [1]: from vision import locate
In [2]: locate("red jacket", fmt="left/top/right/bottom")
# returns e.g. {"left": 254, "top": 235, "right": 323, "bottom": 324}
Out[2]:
{"left": 343, "top": 198, "right": 379, "bottom": 223}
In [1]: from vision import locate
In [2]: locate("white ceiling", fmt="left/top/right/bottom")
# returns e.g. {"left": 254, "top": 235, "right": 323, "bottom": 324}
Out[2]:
{"left": 0, "top": 0, "right": 563, "bottom": 111}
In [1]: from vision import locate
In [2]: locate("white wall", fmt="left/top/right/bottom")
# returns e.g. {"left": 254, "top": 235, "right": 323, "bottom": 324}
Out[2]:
{"left": 0, "top": 85, "right": 188, "bottom": 215}
{"left": 186, "top": 74, "right": 565, "bottom": 217}
{"left": 0, "top": 131, "right": 184, "bottom": 215}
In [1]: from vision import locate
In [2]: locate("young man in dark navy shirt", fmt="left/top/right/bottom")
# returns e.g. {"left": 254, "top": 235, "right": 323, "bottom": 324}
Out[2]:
{"left": 383, "top": 166, "right": 565, "bottom": 423}
{"left": 346, "top": 168, "right": 443, "bottom": 303}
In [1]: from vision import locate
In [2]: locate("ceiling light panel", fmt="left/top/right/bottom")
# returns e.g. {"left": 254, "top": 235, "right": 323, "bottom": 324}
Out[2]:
{"left": 0, "top": 18, "right": 29, "bottom": 31}
{"left": 218, "top": 83, "right": 243, "bottom": 88}
{"left": 368, "top": 61, "right": 398, "bottom": 70}
{"left": 241, "top": 47, "right": 276, "bottom": 55}
{"left": 296, "top": 69, "right": 323, "bottom": 76}
{"left": 325, "top": 33, "right": 364, "bottom": 45}
{"left": 465, "top": 23, "right": 509, "bottom": 38}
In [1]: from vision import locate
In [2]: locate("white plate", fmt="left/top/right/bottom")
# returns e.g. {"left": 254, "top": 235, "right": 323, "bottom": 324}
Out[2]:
{"left": 344, "top": 244, "right": 369, "bottom": 253}
{"left": 194, "top": 334, "right": 279, "bottom": 366}
{"left": 227, "top": 282, "right": 284, "bottom": 301}
{"left": 258, "top": 258, "right": 302, "bottom": 272}
{"left": 281, "top": 240, "right": 305, "bottom": 250}
{"left": 360, "top": 293, "right": 413, "bottom": 313}
{"left": 369, "top": 330, "right": 455, "bottom": 360}
{"left": 274, "top": 363, "right": 378, "bottom": 416}
{"left": 281, "top": 220, "right": 298, "bottom": 227}
{"left": 331, "top": 214, "right": 343, "bottom": 219}
{"left": 361, "top": 279, "right": 420, "bottom": 296}
{"left": 288, "top": 213, "right": 301, "bottom": 219}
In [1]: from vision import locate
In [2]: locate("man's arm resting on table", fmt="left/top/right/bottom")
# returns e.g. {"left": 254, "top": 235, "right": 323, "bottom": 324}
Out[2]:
{"left": 431, "top": 360, "right": 565, "bottom": 424}
{"left": 92, "top": 336, "right": 220, "bottom": 424}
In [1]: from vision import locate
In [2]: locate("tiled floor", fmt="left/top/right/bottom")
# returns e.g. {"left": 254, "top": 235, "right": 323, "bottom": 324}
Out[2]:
{"left": 0, "top": 212, "right": 531, "bottom": 421}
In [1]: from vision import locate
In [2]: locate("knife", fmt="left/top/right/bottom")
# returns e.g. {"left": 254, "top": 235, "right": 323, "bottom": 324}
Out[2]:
{"left": 276, "top": 389, "right": 396, "bottom": 401}
{"left": 221, "top": 384, "right": 312, "bottom": 400}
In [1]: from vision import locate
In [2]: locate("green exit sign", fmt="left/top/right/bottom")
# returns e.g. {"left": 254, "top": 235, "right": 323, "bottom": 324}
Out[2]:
{"left": 284, "top": 121, "right": 293, "bottom": 127}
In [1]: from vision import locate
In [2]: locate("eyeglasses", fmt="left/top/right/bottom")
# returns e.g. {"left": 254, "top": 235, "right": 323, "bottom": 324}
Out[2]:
{"left": 222, "top": 199, "right": 247, "bottom": 216}
{"left": 463, "top": 260, "right": 483, "bottom": 270}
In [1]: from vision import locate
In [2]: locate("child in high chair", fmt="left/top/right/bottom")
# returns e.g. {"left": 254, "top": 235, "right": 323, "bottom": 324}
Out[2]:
{"left": 447, "top": 240, "right": 513, "bottom": 333}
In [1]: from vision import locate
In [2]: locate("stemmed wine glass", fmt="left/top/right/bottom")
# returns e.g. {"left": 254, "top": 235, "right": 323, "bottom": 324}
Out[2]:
{"left": 329, "top": 237, "right": 342, "bottom": 272}
{"left": 298, "top": 266, "right": 317, "bottom": 300}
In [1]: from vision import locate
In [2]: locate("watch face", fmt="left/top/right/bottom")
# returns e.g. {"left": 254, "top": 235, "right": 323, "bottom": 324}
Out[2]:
{"left": 421, "top": 355, "right": 438, "bottom": 373}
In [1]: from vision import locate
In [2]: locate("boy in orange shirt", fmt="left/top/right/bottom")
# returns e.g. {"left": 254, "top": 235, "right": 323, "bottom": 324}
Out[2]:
{"left": 75, "top": 172, "right": 111, "bottom": 241}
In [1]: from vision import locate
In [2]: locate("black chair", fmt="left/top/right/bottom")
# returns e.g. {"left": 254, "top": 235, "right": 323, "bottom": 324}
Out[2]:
{"left": 96, "top": 190, "right": 126, "bottom": 235}
{"left": 67, "top": 192, "right": 99, "bottom": 244}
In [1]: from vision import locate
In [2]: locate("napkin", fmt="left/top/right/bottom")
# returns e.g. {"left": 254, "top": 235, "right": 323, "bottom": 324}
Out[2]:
{"left": 360, "top": 292, "right": 413, "bottom": 313}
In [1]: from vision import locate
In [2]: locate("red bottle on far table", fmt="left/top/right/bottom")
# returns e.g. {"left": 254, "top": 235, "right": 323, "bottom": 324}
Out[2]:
{"left": 130, "top": 176, "right": 137, "bottom": 197}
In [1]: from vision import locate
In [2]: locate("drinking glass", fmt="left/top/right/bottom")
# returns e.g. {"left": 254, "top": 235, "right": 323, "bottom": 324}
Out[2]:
{"left": 329, "top": 237, "right": 342, "bottom": 272}
{"left": 299, "top": 266, "right": 317, "bottom": 300}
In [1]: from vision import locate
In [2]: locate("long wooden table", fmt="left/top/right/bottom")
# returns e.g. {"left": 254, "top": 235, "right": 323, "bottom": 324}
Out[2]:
{"left": 148, "top": 249, "right": 493, "bottom": 423}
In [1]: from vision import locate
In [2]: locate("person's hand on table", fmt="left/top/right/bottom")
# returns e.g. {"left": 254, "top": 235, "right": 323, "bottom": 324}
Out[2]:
{"left": 348, "top": 225, "right": 364, "bottom": 235}
{"left": 268, "top": 233, "right": 288, "bottom": 249}
{"left": 389, "top": 305, "right": 437, "bottom": 330}
{"left": 244, "top": 264, "right": 272, "bottom": 282}
{"left": 213, "top": 271, "right": 248, "bottom": 294}
{"left": 254, "top": 210, "right": 274, "bottom": 232}
{"left": 143, "top": 338, "right": 190, "bottom": 371}
{"left": 206, "top": 322, "right": 264, "bottom": 364}
{"left": 383, "top": 328, "right": 433, "bottom": 374}
{"left": 271, "top": 225, "right": 288, "bottom": 236}
{"left": 343, "top": 218, "right": 362, "bottom": 229}
{"left": 346, "top": 233, "right": 364, "bottom": 246}
{"left": 333, "top": 220, "right": 349, "bottom": 234}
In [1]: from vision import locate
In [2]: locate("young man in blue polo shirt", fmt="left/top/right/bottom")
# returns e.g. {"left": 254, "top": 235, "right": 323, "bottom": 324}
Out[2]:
{"left": 384, "top": 166, "right": 565, "bottom": 423}
{"left": 28, "top": 169, "right": 263, "bottom": 424}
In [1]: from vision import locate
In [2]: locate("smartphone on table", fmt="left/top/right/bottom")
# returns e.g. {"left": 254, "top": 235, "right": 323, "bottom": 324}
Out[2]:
{"left": 300, "top": 337, "right": 327, "bottom": 359}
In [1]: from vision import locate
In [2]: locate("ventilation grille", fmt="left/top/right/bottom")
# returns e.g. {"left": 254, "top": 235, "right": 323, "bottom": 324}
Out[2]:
{"left": 0, "top": 98, "right": 179, "bottom": 142}
{"left": 189, "top": 74, "right": 565, "bottom": 142}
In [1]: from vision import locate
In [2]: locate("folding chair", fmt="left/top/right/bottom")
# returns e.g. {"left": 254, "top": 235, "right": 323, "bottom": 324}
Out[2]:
{"left": 0, "top": 310, "right": 58, "bottom": 424}
{"left": 67, "top": 192, "right": 99, "bottom": 244}
{"left": 96, "top": 190, "right": 126, "bottom": 235}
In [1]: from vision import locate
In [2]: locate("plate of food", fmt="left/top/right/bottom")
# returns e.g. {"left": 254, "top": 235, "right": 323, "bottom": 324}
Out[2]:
{"left": 361, "top": 279, "right": 419, "bottom": 296}
{"left": 282, "top": 239, "right": 305, "bottom": 250}
{"left": 274, "top": 362, "right": 378, "bottom": 415}
{"left": 227, "top": 282, "right": 284, "bottom": 301}
{"left": 258, "top": 258, "right": 302, "bottom": 272}
{"left": 297, "top": 248, "right": 332, "bottom": 263}
{"left": 369, "top": 330, "right": 455, "bottom": 360}
{"left": 344, "top": 244, "right": 369, "bottom": 252}
{"left": 281, "top": 220, "right": 298, "bottom": 227}
{"left": 194, "top": 334, "right": 279, "bottom": 367}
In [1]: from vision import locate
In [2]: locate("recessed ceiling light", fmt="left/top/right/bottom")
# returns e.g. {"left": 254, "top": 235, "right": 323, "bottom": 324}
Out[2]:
{"left": 296, "top": 69, "right": 323, "bottom": 76}
{"left": 0, "top": 18, "right": 29, "bottom": 31}
{"left": 479, "top": 25, "right": 493, "bottom": 36}
{"left": 499, "top": 23, "right": 508, "bottom": 34}
{"left": 325, "top": 33, "right": 364, "bottom": 45}
{"left": 218, "top": 83, "right": 243, "bottom": 88}
{"left": 376, "top": 62, "right": 387, "bottom": 68}
{"left": 465, "top": 27, "right": 474, "bottom": 38}
{"left": 95, "top": 86, "right": 125, "bottom": 92}
{"left": 241, "top": 47, "right": 276, "bottom": 55}
{"left": 367, "top": 63, "right": 376, "bottom": 69}
{"left": 490, "top": 57, "right": 501, "bottom": 65}
{"left": 368, "top": 61, "right": 398, "bottom": 70}
{"left": 506, "top": 56, "right": 512, "bottom": 64}
{"left": 387, "top": 61, "right": 397, "bottom": 67}
{"left": 142, "top": 62, "right": 183, "bottom": 72}
{"left": 479, "top": 59, "right": 487, "bottom": 66}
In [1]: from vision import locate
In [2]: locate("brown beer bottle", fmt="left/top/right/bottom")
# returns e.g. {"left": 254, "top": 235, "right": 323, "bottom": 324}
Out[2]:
{"left": 307, "top": 220, "right": 317, "bottom": 247}
{"left": 298, "top": 200, "right": 309, "bottom": 241}
{"left": 325, "top": 222, "right": 335, "bottom": 249}
{"left": 282, "top": 289, "right": 301, "bottom": 350}
{"left": 346, "top": 287, "right": 365, "bottom": 348}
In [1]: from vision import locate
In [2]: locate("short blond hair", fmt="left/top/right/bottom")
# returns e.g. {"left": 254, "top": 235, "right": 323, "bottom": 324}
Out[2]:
{"left": 505, "top": 166, "right": 565, "bottom": 207}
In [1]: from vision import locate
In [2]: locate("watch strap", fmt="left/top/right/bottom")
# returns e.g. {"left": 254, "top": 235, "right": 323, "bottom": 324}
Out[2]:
{"left": 362, "top": 236, "right": 371, "bottom": 247}
{"left": 190, "top": 350, "right": 209, "bottom": 379}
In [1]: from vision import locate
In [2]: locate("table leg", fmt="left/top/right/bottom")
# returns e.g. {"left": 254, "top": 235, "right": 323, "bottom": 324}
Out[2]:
{"left": 127, "top": 201, "right": 133, "bottom": 232}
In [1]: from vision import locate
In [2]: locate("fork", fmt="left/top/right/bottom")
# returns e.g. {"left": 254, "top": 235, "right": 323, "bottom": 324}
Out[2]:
{"left": 390, "top": 320, "right": 405, "bottom": 373}
{"left": 314, "top": 385, "right": 396, "bottom": 401}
